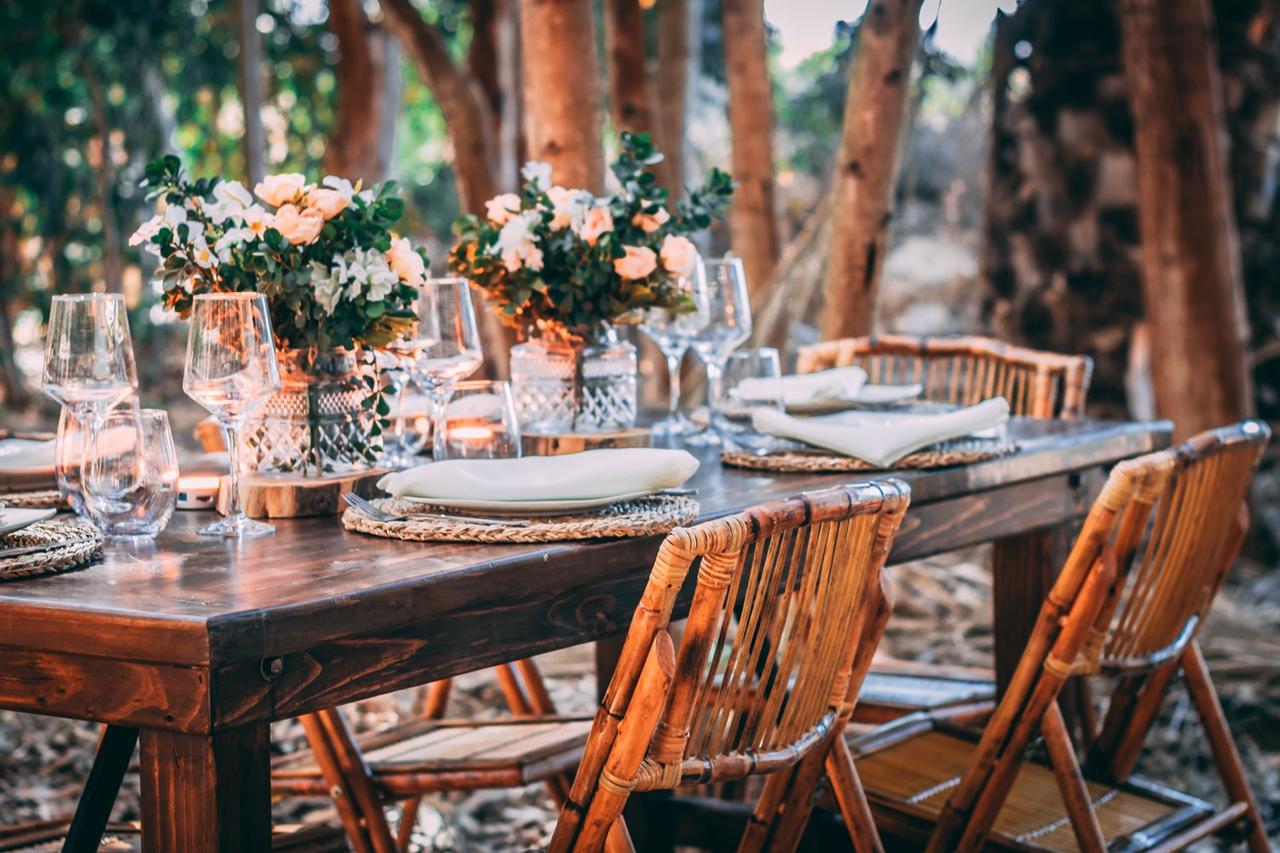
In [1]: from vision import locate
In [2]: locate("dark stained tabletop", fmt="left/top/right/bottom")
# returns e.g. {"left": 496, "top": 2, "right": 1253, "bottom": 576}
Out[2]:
{"left": 0, "top": 419, "right": 1168, "bottom": 670}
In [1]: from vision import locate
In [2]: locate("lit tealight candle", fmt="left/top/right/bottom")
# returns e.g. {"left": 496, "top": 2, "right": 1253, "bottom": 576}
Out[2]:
{"left": 449, "top": 425, "right": 496, "bottom": 441}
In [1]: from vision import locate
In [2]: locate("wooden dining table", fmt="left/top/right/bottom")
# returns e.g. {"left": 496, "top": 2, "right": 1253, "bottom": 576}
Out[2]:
{"left": 0, "top": 416, "right": 1169, "bottom": 851}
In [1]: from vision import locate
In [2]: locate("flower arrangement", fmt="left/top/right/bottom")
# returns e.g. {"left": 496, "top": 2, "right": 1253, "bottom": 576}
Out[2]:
{"left": 132, "top": 155, "right": 424, "bottom": 352}
{"left": 448, "top": 132, "right": 734, "bottom": 341}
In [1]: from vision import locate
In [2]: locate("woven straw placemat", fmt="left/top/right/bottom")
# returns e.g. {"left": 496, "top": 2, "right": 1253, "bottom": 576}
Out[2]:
{"left": 721, "top": 436, "right": 1017, "bottom": 473}
{"left": 1, "top": 489, "right": 68, "bottom": 509}
{"left": 0, "top": 519, "right": 104, "bottom": 581}
{"left": 343, "top": 495, "right": 700, "bottom": 543}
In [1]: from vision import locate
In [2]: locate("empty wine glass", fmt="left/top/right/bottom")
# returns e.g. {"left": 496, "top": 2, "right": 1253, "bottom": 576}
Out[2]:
{"left": 183, "top": 292, "right": 281, "bottom": 538}
{"left": 437, "top": 381, "right": 522, "bottom": 460}
{"left": 375, "top": 348, "right": 418, "bottom": 468}
{"left": 640, "top": 268, "right": 708, "bottom": 436}
{"left": 83, "top": 406, "right": 179, "bottom": 540}
{"left": 395, "top": 277, "right": 483, "bottom": 459}
{"left": 717, "top": 347, "right": 784, "bottom": 447}
{"left": 687, "top": 258, "right": 752, "bottom": 446}
{"left": 42, "top": 293, "right": 138, "bottom": 429}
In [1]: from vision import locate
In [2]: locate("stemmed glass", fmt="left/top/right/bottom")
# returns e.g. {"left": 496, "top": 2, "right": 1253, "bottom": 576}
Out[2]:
{"left": 42, "top": 293, "right": 138, "bottom": 430}
{"left": 389, "top": 277, "right": 483, "bottom": 460}
{"left": 375, "top": 349, "right": 418, "bottom": 468}
{"left": 437, "top": 381, "right": 522, "bottom": 460}
{"left": 687, "top": 258, "right": 752, "bottom": 446}
{"left": 639, "top": 268, "right": 709, "bottom": 436}
{"left": 182, "top": 293, "right": 281, "bottom": 538}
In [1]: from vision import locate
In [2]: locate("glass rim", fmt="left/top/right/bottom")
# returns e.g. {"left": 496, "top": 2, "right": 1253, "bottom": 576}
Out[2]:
{"left": 452, "top": 379, "right": 512, "bottom": 392}
{"left": 191, "top": 291, "right": 267, "bottom": 302}
{"left": 51, "top": 292, "right": 125, "bottom": 303}
{"left": 419, "top": 276, "right": 471, "bottom": 288}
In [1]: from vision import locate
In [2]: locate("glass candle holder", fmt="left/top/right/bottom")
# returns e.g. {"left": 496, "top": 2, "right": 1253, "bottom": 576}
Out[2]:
{"left": 438, "top": 381, "right": 522, "bottom": 460}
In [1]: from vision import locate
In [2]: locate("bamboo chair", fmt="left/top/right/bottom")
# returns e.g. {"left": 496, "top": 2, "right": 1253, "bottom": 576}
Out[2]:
{"left": 797, "top": 334, "right": 1094, "bottom": 724}
{"left": 848, "top": 420, "right": 1271, "bottom": 851}
{"left": 552, "top": 480, "right": 910, "bottom": 852}
{"left": 279, "top": 482, "right": 910, "bottom": 853}
{"left": 795, "top": 333, "right": 1093, "bottom": 419}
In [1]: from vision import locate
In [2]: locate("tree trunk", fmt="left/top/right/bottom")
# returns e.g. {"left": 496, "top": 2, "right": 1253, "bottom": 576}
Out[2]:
{"left": 380, "top": 0, "right": 499, "bottom": 212}
{"left": 721, "top": 0, "right": 780, "bottom": 301}
{"left": 85, "top": 66, "right": 123, "bottom": 294}
{"left": 376, "top": 31, "right": 401, "bottom": 180}
{"left": 819, "top": 0, "right": 922, "bottom": 341}
{"left": 520, "top": 0, "right": 605, "bottom": 192}
{"left": 0, "top": 190, "right": 29, "bottom": 409}
{"left": 1116, "top": 0, "right": 1254, "bottom": 436}
{"left": 326, "top": 0, "right": 384, "bottom": 180}
{"left": 655, "top": 0, "right": 700, "bottom": 197}
{"left": 604, "top": 0, "right": 657, "bottom": 138}
{"left": 237, "top": 0, "right": 266, "bottom": 185}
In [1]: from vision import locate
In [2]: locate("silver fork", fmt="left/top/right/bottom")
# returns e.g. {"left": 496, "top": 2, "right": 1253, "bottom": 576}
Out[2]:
{"left": 341, "top": 492, "right": 529, "bottom": 527}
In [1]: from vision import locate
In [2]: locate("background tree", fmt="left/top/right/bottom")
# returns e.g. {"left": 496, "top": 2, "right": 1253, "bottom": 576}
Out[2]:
{"left": 325, "top": 0, "right": 387, "bottom": 180}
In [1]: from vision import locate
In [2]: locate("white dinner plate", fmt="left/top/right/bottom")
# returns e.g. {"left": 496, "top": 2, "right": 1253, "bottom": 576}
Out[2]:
{"left": 0, "top": 507, "right": 57, "bottom": 536}
{"left": 402, "top": 489, "right": 659, "bottom": 517}
{"left": 0, "top": 439, "right": 57, "bottom": 475}
{"left": 785, "top": 383, "right": 924, "bottom": 416}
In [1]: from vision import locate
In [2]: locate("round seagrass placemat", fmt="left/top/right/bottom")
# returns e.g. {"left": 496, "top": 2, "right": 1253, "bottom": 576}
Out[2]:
{"left": 1, "top": 489, "right": 68, "bottom": 509}
{"left": 0, "top": 519, "right": 104, "bottom": 581}
{"left": 343, "top": 495, "right": 700, "bottom": 543}
{"left": 721, "top": 436, "right": 1017, "bottom": 474}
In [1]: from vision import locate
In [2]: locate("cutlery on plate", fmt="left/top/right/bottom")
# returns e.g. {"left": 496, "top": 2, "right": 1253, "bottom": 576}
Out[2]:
{"left": 341, "top": 493, "right": 529, "bottom": 527}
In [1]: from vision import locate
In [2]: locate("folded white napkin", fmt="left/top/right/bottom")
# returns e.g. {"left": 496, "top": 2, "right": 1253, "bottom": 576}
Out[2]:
{"left": 752, "top": 397, "right": 1010, "bottom": 467}
{"left": 378, "top": 448, "right": 700, "bottom": 502}
{"left": 735, "top": 366, "right": 868, "bottom": 407}
{"left": 0, "top": 439, "right": 57, "bottom": 472}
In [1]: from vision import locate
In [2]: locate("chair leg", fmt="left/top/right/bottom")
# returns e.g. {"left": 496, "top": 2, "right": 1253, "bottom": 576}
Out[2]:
{"left": 62, "top": 725, "right": 138, "bottom": 853}
{"left": 300, "top": 710, "right": 398, "bottom": 853}
{"left": 1042, "top": 703, "right": 1106, "bottom": 853}
{"left": 1182, "top": 642, "right": 1270, "bottom": 853}
{"left": 758, "top": 745, "right": 831, "bottom": 853}
{"left": 299, "top": 713, "right": 381, "bottom": 853}
{"left": 737, "top": 764, "right": 797, "bottom": 853}
{"left": 824, "top": 736, "right": 884, "bottom": 853}
{"left": 395, "top": 679, "right": 456, "bottom": 850}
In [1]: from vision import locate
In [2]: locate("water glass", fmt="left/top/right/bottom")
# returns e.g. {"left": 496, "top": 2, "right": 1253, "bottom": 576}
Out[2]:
{"left": 42, "top": 293, "right": 138, "bottom": 428}
{"left": 717, "top": 348, "right": 784, "bottom": 446}
{"left": 639, "top": 269, "right": 708, "bottom": 436}
{"left": 82, "top": 407, "right": 179, "bottom": 540}
{"left": 687, "top": 258, "right": 752, "bottom": 446}
{"left": 183, "top": 292, "right": 281, "bottom": 538}
{"left": 437, "top": 381, "right": 522, "bottom": 460}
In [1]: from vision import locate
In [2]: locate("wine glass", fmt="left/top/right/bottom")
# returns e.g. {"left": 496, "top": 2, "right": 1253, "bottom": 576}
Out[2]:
{"left": 437, "top": 381, "right": 522, "bottom": 460}
{"left": 182, "top": 292, "right": 281, "bottom": 538}
{"left": 83, "top": 406, "right": 179, "bottom": 540}
{"left": 395, "top": 277, "right": 483, "bottom": 460}
{"left": 375, "top": 348, "right": 418, "bottom": 468}
{"left": 42, "top": 293, "right": 138, "bottom": 429}
{"left": 639, "top": 268, "right": 709, "bottom": 436}
{"left": 717, "top": 347, "right": 784, "bottom": 447}
{"left": 687, "top": 258, "right": 752, "bottom": 446}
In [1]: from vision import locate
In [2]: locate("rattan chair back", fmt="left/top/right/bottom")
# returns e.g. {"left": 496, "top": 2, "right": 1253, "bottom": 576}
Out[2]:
{"left": 553, "top": 481, "right": 910, "bottom": 852}
{"left": 796, "top": 334, "right": 1092, "bottom": 419}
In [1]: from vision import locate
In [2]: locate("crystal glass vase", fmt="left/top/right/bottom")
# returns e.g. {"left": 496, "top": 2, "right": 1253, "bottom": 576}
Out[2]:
{"left": 243, "top": 347, "right": 379, "bottom": 475}
{"left": 509, "top": 326, "right": 637, "bottom": 434}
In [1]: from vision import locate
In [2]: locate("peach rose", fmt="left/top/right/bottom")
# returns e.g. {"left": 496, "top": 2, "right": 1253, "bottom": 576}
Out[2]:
{"left": 387, "top": 237, "right": 426, "bottom": 286}
{"left": 274, "top": 203, "right": 325, "bottom": 245}
{"left": 485, "top": 193, "right": 522, "bottom": 225}
{"left": 254, "top": 173, "right": 308, "bottom": 207}
{"left": 579, "top": 206, "right": 614, "bottom": 245}
{"left": 631, "top": 207, "right": 670, "bottom": 233}
{"left": 659, "top": 234, "right": 699, "bottom": 279}
{"left": 305, "top": 187, "right": 350, "bottom": 220}
{"left": 614, "top": 245, "right": 658, "bottom": 280}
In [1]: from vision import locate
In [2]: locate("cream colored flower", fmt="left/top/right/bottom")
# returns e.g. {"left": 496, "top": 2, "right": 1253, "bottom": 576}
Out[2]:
{"left": 521, "top": 160, "right": 553, "bottom": 190}
{"left": 631, "top": 207, "right": 670, "bottom": 234}
{"left": 579, "top": 206, "right": 614, "bottom": 245}
{"left": 129, "top": 214, "right": 163, "bottom": 247}
{"left": 387, "top": 237, "right": 426, "bottom": 286}
{"left": 274, "top": 203, "right": 325, "bottom": 245}
{"left": 240, "top": 205, "right": 274, "bottom": 237}
{"left": 305, "top": 187, "right": 350, "bottom": 220}
{"left": 494, "top": 212, "right": 544, "bottom": 272}
{"left": 546, "top": 186, "right": 591, "bottom": 231}
{"left": 254, "top": 173, "right": 308, "bottom": 207}
{"left": 485, "top": 193, "right": 522, "bottom": 225}
{"left": 190, "top": 236, "right": 217, "bottom": 269}
{"left": 659, "top": 234, "right": 699, "bottom": 280}
{"left": 614, "top": 245, "right": 658, "bottom": 280}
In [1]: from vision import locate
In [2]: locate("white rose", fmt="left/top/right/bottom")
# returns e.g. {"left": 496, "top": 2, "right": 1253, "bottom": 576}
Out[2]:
{"left": 546, "top": 186, "right": 591, "bottom": 231}
{"left": 659, "top": 234, "right": 699, "bottom": 280}
{"left": 190, "top": 236, "right": 217, "bottom": 270}
{"left": 321, "top": 175, "right": 356, "bottom": 200}
{"left": 163, "top": 205, "right": 188, "bottom": 228}
{"left": 614, "top": 245, "right": 658, "bottom": 280}
{"left": 254, "top": 173, "right": 308, "bottom": 206}
{"left": 485, "top": 192, "right": 522, "bottom": 225}
{"left": 386, "top": 237, "right": 426, "bottom": 287}
{"left": 494, "top": 212, "right": 543, "bottom": 272}
{"left": 521, "top": 160, "right": 553, "bottom": 190}
{"left": 214, "top": 227, "right": 255, "bottom": 262}
{"left": 631, "top": 207, "right": 670, "bottom": 234}
{"left": 129, "top": 214, "right": 163, "bottom": 247}
{"left": 367, "top": 267, "right": 400, "bottom": 302}
{"left": 578, "top": 206, "right": 613, "bottom": 245}
{"left": 311, "top": 261, "right": 344, "bottom": 315}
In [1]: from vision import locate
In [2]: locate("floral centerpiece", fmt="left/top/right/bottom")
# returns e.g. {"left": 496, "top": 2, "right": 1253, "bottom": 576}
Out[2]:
{"left": 449, "top": 132, "right": 733, "bottom": 433}
{"left": 133, "top": 155, "right": 428, "bottom": 474}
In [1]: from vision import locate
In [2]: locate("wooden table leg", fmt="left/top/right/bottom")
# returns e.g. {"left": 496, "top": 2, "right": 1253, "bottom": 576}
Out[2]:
{"left": 138, "top": 725, "right": 270, "bottom": 853}
{"left": 991, "top": 527, "right": 1058, "bottom": 695}
{"left": 63, "top": 725, "right": 138, "bottom": 853}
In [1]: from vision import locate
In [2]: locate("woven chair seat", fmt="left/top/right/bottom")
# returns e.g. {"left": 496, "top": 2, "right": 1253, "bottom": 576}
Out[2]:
{"left": 854, "top": 662, "right": 996, "bottom": 724}
{"left": 0, "top": 819, "right": 347, "bottom": 852}
{"left": 850, "top": 720, "right": 1218, "bottom": 851}
{"left": 273, "top": 715, "right": 594, "bottom": 798}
